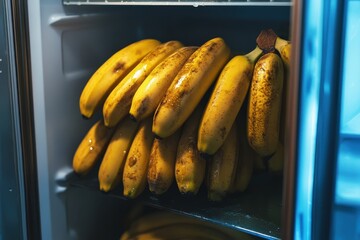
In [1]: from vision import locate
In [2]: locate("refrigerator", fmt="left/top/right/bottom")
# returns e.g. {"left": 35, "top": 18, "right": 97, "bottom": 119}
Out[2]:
{"left": 1, "top": 0, "right": 359, "bottom": 239}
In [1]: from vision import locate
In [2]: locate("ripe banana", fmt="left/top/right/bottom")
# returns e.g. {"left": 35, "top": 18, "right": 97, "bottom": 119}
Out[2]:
{"left": 121, "top": 223, "right": 231, "bottom": 240}
{"left": 130, "top": 46, "right": 198, "bottom": 122}
{"left": 247, "top": 52, "right": 284, "bottom": 157}
{"left": 147, "top": 130, "right": 182, "bottom": 195}
{"left": 153, "top": 37, "right": 231, "bottom": 138}
{"left": 275, "top": 36, "right": 291, "bottom": 69}
{"left": 122, "top": 117, "right": 154, "bottom": 199}
{"left": 103, "top": 41, "right": 183, "bottom": 127}
{"left": 175, "top": 104, "right": 206, "bottom": 195}
{"left": 120, "top": 211, "right": 201, "bottom": 240}
{"left": 73, "top": 120, "right": 114, "bottom": 175}
{"left": 231, "top": 115, "right": 255, "bottom": 193}
{"left": 197, "top": 46, "right": 262, "bottom": 155}
{"left": 98, "top": 117, "right": 139, "bottom": 192}
{"left": 275, "top": 35, "right": 291, "bottom": 143}
{"left": 207, "top": 122, "right": 239, "bottom": 201}
{"left": 120, "top": 211, "right": 257, "bottom": 240}
{"left": 79, "top": 39, "right": 161, "bottom": 118}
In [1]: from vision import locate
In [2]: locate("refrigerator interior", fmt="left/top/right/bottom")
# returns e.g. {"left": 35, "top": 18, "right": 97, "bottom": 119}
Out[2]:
{"left": 28, "top": 1, "right": 292, "bottom": 239}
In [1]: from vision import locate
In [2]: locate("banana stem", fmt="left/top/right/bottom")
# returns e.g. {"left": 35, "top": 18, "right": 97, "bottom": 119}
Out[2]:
{"left": 245, "top": 46, "right": 263, "bottom": 63}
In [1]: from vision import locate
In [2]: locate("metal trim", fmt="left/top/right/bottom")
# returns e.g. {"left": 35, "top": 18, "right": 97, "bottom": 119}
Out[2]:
{"left": 282, "top": 0, "right": 302, "bottom": 239}
{"left": 10, "top": 0, "right": 41, "bottom": 239}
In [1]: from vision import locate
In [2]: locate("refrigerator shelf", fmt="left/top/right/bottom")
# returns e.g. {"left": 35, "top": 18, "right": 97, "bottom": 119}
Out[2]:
{"left": 70, "top": 173, "right": 283, "bottom": 239}
{"left": 63, "top": 0, "right": 292, "bottom": 7}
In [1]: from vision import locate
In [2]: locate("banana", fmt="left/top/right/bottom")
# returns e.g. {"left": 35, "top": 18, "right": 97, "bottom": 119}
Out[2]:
{"left": 79, "top": 39, "right": 161, "bottom": 118}
{"left": 147, "top": 129, "right": 182, "bottom": 195}
{"left": 247, "top": 52, "right": 284, "bottom": 157}
{"left": 98, "top": 117, "right": 139, "bottom": 192}
{"left": 197, "top": 46, "right": 262, "bottom": 155}
{"left": 268, "top": 142, "right": 284, "bottom": 174}
{"left": 207, "top": 122, "right": 239, "bottom": 201}
{"left": 122, "top": 223, "right": 231, "bottom": 240}
{"left": 73, "top": 119, "right": 115, "bottom": 175}
{"left": 175, "top": 104, "right": 206, "bottom": 195}
{"left": 153, "top": 37, "right": 231, "bottom": 138}
{"left": 103, "top": 41, "right": 183, "bottom": 127}
{"left": 275, "top": 35, "right": 291, "bottom": 144}
{"left": 120, "top": 211, "right": 256, "bottom": 240}
{"left": 120, "top": 211, "right": 201, "bottom": 240}
{"left": 231, "top": 115, "right": 255, "bottom": 193}
{"left": 122, "top": 117, "right": 155, "bottom": 198}
{"left": 130, "top": 47, "right": 198, "bottom": 122}
{"left": 275, "top": 36, "right": 291, "bottom": 69}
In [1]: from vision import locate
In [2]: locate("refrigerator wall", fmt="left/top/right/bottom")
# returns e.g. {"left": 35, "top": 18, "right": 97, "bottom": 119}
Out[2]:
{"left": 26, "top": 0, "right": 292, "bottom": 239}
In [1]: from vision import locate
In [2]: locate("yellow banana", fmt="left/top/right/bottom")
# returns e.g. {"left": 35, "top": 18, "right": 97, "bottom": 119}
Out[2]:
{"left": 197, "top": 46, "right": 262, "bottom": 155}
{"left": 73, "top": 120, "right": 114, "bottom": 175}
{"left": 120, "top": 211, "right": 257, "bottom": 240}
{"left": 98, "top": 117, "right": 139, "bottom": 192}
{"left": 130, "top": 46, "right": 198, "bottom": 122}
{"left": 175, "top": 104, "right": 206, "bottom": 195}
{"left": 79, "top": 39, "right": 161, "bottom": 118}
{"left": 103, "top": 41, "right": 183, "bottom": 127}
{"left": 207, "top": 122, "right": 239, "bottom": 201}
{"left": 153, "top": 37, "right": 231, "bottom": 138}
{"left": 231, "top": 115, "right": 255, "bottom": 193}
{"left": 122, "top": 117, "right": 154, "bottom": 198}
{"left": 268, "top": 142, "right": 284, "bottom": 174}
{"left": 247, "top": 52, "right": 284, "bottom": 157}
{"left": 147, "top": 130, "right": 182, "bottom": 195}
{"left": 122, "top": 223, "right": 231, "bottom": 240}
{"left": 275, "top": 36, "right": 291, "bottom": 69}
{"left": 120, "top": 211, "right": 201, "bottom": 240}
{"left": 275, "top": 35, "right": 291, "bottom": 144}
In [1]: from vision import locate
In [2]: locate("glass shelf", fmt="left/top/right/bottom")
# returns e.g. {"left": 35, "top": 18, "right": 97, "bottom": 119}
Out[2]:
{"left": 70, "top": 173, "right": 283, "bottom": 239}
{"left": 63, "top": 0, "right": 292, "bottom": 7}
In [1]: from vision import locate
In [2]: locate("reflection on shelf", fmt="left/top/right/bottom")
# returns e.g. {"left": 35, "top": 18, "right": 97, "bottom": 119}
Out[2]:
{"left": 70, "top": 173, "right": 283, "bottom": 239}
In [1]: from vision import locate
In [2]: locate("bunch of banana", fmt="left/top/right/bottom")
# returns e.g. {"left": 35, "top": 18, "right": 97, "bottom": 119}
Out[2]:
{"left": 147, "top": 130, "right": 181, "bottom": 195}
{"left": 122, "top": 117, "right": 155, "bottom": 199}
{"left": 73, "top": 119, "right": 115, "bottom": 175}
{"left": 175, "top": 103, "right": 206, "bottom": 195}
{"left": 207, "top": 122, "right": 239, "bottom": 201}
{"left": 247, "top": 52, "right": 284, "bottom": 157}
{"left": 153, "top": 37, "right": 231, "bottom": 138}
{"left": 79, "top": 39, "right": 161, "bottom": 118}
{"left": 197, "top": 46, "right": 262, "bottom": 155}
{"left": 98, "top": 117, "right": 139, "bottom": 192}
{"left": 130, "top": 46, "right": 198, "bottom": 122}
{"left": 103, "top": 40, "right": 183, "bottom": 127}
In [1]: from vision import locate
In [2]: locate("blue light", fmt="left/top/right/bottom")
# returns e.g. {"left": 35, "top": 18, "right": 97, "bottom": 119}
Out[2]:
{"left": 294, "top": 0, "right": 324, "bottom": 239}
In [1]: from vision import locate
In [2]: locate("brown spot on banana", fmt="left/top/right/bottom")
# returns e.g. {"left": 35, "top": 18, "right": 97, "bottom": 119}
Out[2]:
{"left": 113, "top": 62, "right": 125, "bottom": 73}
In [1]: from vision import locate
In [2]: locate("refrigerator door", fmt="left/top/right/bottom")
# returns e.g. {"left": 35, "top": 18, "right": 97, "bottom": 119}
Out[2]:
{"left": 332, "top": 0, "right": 360, "bottom": 239}
{"left": 0, "top": 0, "right": 30, "bottom": 239}
{"left": 286, "top": 0, "right": 357, "bottom": 239}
